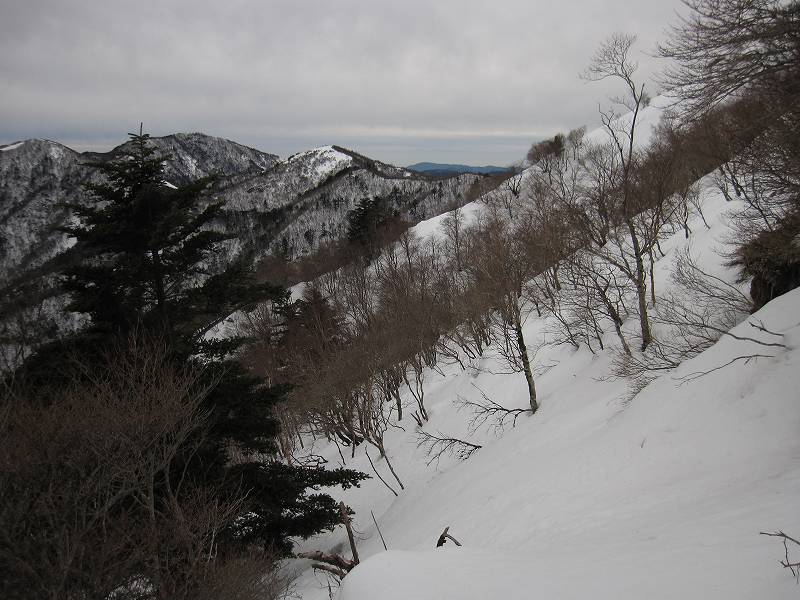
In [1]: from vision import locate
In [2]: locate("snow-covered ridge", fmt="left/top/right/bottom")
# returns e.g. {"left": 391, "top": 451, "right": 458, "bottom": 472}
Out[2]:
{"left": 286, "top": 145, "right": 354, "bottom": 188}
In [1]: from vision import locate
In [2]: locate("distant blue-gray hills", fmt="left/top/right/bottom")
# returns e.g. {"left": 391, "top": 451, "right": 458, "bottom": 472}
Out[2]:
{"left": 407, "top": 162, "right": 513, "bottom": 177}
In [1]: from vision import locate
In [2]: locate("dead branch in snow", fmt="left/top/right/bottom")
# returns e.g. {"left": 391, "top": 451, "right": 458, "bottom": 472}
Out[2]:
{"left": 749, "top": 320, "right": 786, "bottom": 339}
{"left": 340, "top": 501, "right": 360, "bottom": 566}
{"left": 436, "top": 526, "right": 463, "bottom": 547}
{"left": 365, "top": 446, "right": 398, "bottom": 497}
{"left": 296, "top": 550, "right": 354, "bottom": 573}
{"left": 676, "top": 354, "right": 775, "bottom": 384}
{"left": 310, "top": 562, "right": 348, "bottom": 580}
{"left": 296, "top": 504, "right": 361, "bottom": 582}
{"left": 760, "top": 531, "right": 800, "bottom": 582}
{"left": 371, "top": 510, "right": 388, "bottom": 551}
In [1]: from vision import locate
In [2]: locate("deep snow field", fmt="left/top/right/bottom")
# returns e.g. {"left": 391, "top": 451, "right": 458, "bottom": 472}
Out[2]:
{"left": 285, "top": 103, "right": 800, "bottom": 599}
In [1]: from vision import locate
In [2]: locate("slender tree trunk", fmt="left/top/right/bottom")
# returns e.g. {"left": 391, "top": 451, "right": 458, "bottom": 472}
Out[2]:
{"left": 376, "top": 439, "right": 404, "bottom": 489}
{"left": 626, "top": 220, "right": 652, "bottom": 350}
{"left": 648, "top": 247, "right": 657, "bottom": 307}
{"left": 513, "top": 311, "right": 538, "bottom": 414}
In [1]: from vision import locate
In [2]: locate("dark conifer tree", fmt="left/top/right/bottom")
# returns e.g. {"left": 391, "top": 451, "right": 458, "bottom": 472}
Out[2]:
{"left": 16, "top": 130, "right": 366, "bottom": 562}
{"left": 346, "top": 193, "right": 401, "bottom": 259}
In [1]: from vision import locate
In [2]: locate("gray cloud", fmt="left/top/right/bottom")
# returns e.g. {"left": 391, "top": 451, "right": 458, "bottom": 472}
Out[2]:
{"left": 0, "top": 0, "right": 684, "bottom": 165}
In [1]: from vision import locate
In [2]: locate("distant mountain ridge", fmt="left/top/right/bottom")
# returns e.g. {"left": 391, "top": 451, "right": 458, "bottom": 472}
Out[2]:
{"left": 0, "top": 134, "right": 280, "bottom": 283}
{"left": 1, "top": 133, "right": 489, "bottom": 366}
{"left": 0, "top": 134, "right": 484, "bottom": 286}
{"left": 407, "top": 162, "right": 514, "bottom": 176}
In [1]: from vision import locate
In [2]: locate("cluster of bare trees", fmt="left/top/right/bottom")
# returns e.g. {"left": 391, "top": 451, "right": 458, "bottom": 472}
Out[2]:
{"left": 1, "top": 341, "right": 289, "bottom": 600}
{"left": 239, "top": 0, "right": 800, "bottom": 474}
{"left": 242, "top": 193, "right": 560, "bottom": 472}
{"left": 660, "top": 0, "right": 800, "bottom": 310}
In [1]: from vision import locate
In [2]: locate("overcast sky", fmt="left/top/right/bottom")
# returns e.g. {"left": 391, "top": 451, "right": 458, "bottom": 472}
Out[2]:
{"left": 0, "top": 0, "right": 686, "bottom": 166}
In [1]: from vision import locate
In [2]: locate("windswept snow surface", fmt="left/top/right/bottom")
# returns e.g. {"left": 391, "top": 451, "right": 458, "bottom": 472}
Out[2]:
{"left": 289, "top": 169, "right": 800, "bottom": 599}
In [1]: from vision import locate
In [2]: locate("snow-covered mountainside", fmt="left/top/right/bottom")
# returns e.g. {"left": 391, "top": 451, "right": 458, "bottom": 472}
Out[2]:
{"left": 0, "top": 134, "right": 279, "bottom": 282}
{"left": 94, "top": 131, "right": 280, "bottom": 187}
{"left": 284, "top": 102, "right": 800, "bottom": 599}
{"left": 0, "top": 134, "right": 484, "bottom": 370}
{"left": 0, "top": 137, "right": 482, "bottom": 283}
{"left": 0, "top": 139, "right": 84, "bottom": 281}
{"left": 204, "top": 144, "right": 482, "bottom": 261}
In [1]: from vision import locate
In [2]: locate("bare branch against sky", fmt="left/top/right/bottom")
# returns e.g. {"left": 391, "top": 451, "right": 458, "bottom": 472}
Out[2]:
{"left": 0, "top": 0, "right": 684, "bottom": 165}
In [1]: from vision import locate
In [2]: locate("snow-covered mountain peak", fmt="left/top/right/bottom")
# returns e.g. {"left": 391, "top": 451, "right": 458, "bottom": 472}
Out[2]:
{"left": 0, "top": 138, "right": 77, "bottom": 155}
{"left": 285, "top": 145, "right": 354, "bottom": 187}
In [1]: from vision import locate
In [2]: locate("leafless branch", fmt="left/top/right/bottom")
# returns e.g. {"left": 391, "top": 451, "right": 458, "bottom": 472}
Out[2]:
{"left": 760, "top": 530, "right": 800, "bottom": 582}
{"left": 365, "top": 447, "right": 398, "bottom": 497}
{"left": 310, "top": 563, "right": 348, "bottom": 580}
{"left": 455, "top": 383, "right": 531, "bottom": 434}
{"left": 371, "top": 510, "right": 388, "bottom": 551}
{"left": 676, "top": 353, "right": 775, "bottom": 383}
{"left": 297, "top": 551, "right": 355, "bottom": 573}
{"left": 415, "top": 429, "right": 482, "bottom": 466}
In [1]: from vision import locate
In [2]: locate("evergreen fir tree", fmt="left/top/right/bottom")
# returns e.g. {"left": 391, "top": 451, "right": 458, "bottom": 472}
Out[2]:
{"left": 346, "top": 193, "right": 401, "bottom": 259}
{"left": 16, "top": 130, "right": 366, "bottom": 567}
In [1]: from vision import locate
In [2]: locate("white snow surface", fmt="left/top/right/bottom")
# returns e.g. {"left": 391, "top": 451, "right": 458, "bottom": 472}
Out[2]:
{"left": 338, "top": 288, "right": 800, "bottom": 600}
{"left": 288, "top": 158, "right": 800, "bottom": 598}
{"left": 408, "top": 200, "right": 484, "bottom": 241}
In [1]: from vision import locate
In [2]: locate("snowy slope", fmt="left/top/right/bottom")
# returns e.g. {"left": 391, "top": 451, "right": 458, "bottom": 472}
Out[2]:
{"left": 287, "top": 129, "right": 800, "bottom": 598}
{"left": 338, "top": 284, "right": 800, "bottom": 600}
{"left": 583, "top": 94, "right": 674, "bottom": 148}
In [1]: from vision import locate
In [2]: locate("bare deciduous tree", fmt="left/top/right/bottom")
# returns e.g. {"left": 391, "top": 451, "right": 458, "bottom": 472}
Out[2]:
{"left": 583, "top": 33, "right": 654, "bottom": 350}
{"left": 659, "top": 0, "right": 800, "bottom": 116}
{"left": 1, "top": 340, "right": 288, "bottom": 600}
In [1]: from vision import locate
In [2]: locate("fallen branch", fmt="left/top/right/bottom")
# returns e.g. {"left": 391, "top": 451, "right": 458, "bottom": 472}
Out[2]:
{"left": 760, "top": 530, "right": 800, "bottom": 581}
{"left": 311, "top": 563, "right": 348, "bottom": 580}
{"left": 365, "top": 447, "right": 398, "bottom": 496}
{"left": 340, "top": 501, "right": 360, "bottom": 566}
{"left": 297, "top": 506, "right": 362, "bottom": 581}
{"left": 297, "top": 550, "right": 354, "bottom": 572}
{"left": 675, "top": 354, "right": 774, "bottom": 383}
{"left": 748, "top": 320, "right": 785, "bottom": 339}
{"left": 371, "top": 509, "right": 388, "bottom": 551}
{"left": 436, "top": 526, "right": 462, "bottom": 548}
